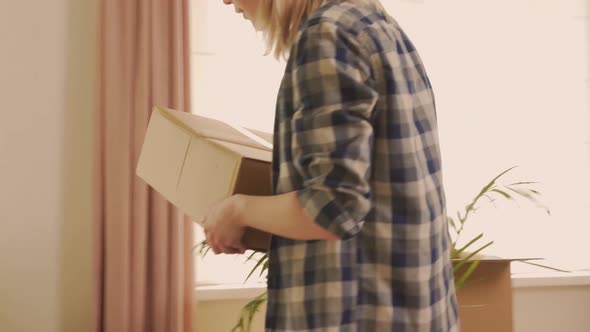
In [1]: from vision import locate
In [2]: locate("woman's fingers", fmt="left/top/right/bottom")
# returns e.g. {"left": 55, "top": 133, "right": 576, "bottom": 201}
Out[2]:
{"left": 232, "top": 243, "right": 247, "bottom": 254}
{"left": 210, "top": 243, "right": 222, "bottom": 255}
{"left": 206, "top": 232, "right": 246, "bottom": 255}
{"left": 211, "top": 241, "right": 246, "bottom": 255}
{"left": 222, "top": 246, "right": 243, "bottom": 255}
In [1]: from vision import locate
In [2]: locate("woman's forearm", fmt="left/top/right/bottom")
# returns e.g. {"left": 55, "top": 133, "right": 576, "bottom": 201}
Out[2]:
{"left": 235, "top": 192, "right": 340, "bottom": 241}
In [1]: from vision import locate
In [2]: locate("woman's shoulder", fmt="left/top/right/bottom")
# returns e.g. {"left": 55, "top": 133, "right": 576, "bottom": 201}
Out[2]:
{"left": 304, "top": 0, "right": 392, "bottom": 34}
{"left": 292, "top": 0, "right": 406, "bottom": 64}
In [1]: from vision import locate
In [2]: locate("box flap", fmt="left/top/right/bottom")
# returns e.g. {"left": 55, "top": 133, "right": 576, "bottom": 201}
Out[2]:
{"left": 211, "top": 139, "right": 272, "bottom": 163}
{"left": 156, "top": 106, "right": 272, "bottom": 152}
{"left": 453, "top": 252, "right": 543, "bottom": 263}
{"left": 245, "top": 127, "right": 273, "bottom": 145}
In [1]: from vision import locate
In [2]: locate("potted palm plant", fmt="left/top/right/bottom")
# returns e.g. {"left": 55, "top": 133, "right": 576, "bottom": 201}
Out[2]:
{"left": 198, "top": 166, "right": 554, "bottom": 332}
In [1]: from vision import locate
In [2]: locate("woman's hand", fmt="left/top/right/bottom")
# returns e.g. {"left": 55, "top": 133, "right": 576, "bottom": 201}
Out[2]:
{"left": 200, "top": 195, "right": 247, "bottom": 255}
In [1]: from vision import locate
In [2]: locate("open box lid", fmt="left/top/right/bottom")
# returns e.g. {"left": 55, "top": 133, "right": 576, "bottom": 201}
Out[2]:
{"left": 155, "top": 106, "right": 273, "bottom": 160}
{"left": 452, "top": 252, "right": 543, "bottom": 263}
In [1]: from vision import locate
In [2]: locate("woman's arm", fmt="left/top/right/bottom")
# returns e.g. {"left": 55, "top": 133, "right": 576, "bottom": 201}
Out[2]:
{"left": 234, "top": 192, "right": 340, "bottom": 241}
{"left": 203, "top": 20, "right": 376, "bottom": 253}
{"left": 200, "top": 192, "right": 338, "bottom": 255}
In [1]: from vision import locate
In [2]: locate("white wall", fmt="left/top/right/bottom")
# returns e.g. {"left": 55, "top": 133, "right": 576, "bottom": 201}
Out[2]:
{"left": 513, "top": 286, "right": 590, "bottom": 332}
{"left": 0, "top": 1, "right": 96, "bottom": 331}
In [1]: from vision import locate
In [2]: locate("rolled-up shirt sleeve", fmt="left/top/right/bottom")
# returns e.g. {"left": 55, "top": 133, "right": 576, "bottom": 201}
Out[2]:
{"left": 290, "top": 20, "right": 378, "bottom": 240}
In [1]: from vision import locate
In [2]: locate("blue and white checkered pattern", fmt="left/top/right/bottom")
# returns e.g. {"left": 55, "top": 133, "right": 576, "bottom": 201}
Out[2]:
{"left": 266, "top": 1, "right": 459, "bottom": 331}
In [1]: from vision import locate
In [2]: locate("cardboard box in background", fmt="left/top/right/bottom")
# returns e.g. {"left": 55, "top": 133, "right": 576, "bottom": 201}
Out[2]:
{"left": 136, "top": 106, "right": 273, "bottom": 252}
{"left": 454, "top": 256, "right": 540, "bottom": 332}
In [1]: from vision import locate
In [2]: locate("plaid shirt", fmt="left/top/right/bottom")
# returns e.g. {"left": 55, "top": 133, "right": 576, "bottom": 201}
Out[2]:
{"left": 266, "top": 1, "right": 459, "bottom": 331}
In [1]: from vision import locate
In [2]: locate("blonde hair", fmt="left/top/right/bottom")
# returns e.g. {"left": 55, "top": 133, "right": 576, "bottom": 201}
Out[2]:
{"left": 257, "top": 0, "right": 330, "bottom": 59}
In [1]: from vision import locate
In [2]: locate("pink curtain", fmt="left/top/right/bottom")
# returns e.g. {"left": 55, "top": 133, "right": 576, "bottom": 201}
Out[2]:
{"left": 93, "top": 0, "right": 193, "bottom": 331}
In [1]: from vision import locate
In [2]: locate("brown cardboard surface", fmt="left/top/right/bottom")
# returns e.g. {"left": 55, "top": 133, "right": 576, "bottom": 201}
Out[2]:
{"left": 452, "top": 254, "right": 543, "bottom": 331}
{"left": 455, "top": 261, "right": 513, "bottom": 332}
{"left": 232, "top": 158, "right": 273, "bottom": 252}
{"left": 137, "top": 107, "right": 273, "bottom": 252}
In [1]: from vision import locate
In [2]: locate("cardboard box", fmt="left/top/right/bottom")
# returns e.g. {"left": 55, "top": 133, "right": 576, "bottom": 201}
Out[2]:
{"left": 136, "top": 106, "right": 273, "bottom": 252}
{"left": 454, "top": 255, "right": 540, "bottom": 332}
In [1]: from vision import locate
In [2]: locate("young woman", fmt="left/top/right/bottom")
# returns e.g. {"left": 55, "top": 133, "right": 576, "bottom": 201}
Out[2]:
{"left": 203, "top": 0, "right": 459, "bottom": 330}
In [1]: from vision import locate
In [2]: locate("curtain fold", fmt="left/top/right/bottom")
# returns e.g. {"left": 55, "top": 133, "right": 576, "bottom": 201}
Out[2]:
{"left": 94, "top": 0, "right": 193, "bottom": 331}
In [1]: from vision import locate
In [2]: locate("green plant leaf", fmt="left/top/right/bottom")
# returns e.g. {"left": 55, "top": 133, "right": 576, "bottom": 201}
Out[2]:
{"left": 506, "top": 187, "right": 551, "bottom": 215}
{"left": 231, "top": 291, "right": 268, "bottom": 332}
{"left": 244, "top": 251, "right": 258, "bottom": 263}
{"left": 456, "top": 211, "right": 463, "bottom": 224}
{"left": 455, "top": 260, "right": 480, "bottom": 291}
{"left": 508, "top": 181, "right": 539, "bottom": 186}
{"left": 506, "top": 187, "right": 547, "bottom": 204}
{"left": 453, "top": 240, "right": 494, "bottom": 273}
{"left": 506, "top": 187, "right": 533, "bottom": 199}
{"left": 464, "top": 202, "right": 476, "bottom": 216}
{"left": 453, "top": 166, "right": 518, "bottom": 249}
{"left": 196, "top": 240, "right": 211, "bottom": 257}
{"left": 191, "top": 244, "right": 200, "bottom": 254}
{"left": 489, "top": 166, "right": 518, "bottom": 184}
{"left": 483, "top": 194, "right": 497, "bottom": 205}
{"left": 521, "top": 261, "right": 571, "bottom": 273}
{"left": 452, "top": 233, "right": 484, "bottom": 260}
{"left": 490, "top": 188, "right": 512, "bottom": 200}
{"left": 245, "top": 254, "right": 268, "bottom": 283}
{"left": 448, "top": 217, "right": 458, "bottom": 233}
{"left": 472, "top": 166, "right": 517, "bottom": 206}
{"left": 260, "top": 260, "right": 269, "bottom": 277}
